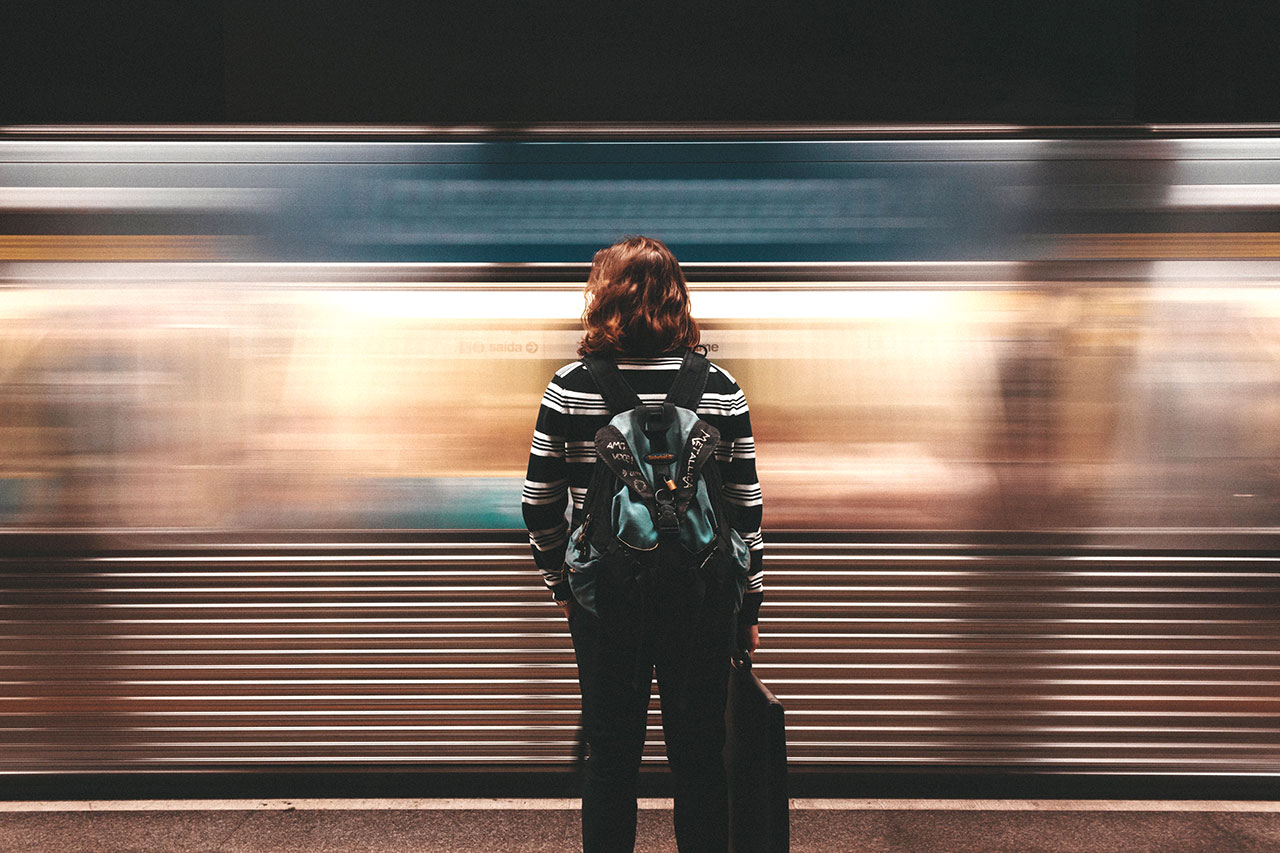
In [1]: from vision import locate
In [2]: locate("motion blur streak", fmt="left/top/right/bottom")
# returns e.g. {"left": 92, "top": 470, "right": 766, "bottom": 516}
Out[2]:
{"left": 1, "top": 128, "right": 1279, "bottom": 776}
{"left": 0, "top": 235, "right": 236, "bottom": 260}
{"left": 1057, "top": 233, "right": 1280, "bottom": 258}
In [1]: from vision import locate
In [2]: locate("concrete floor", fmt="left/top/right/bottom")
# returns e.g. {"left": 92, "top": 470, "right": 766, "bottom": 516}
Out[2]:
{"left": 1, "top": 799, "right": 1279, "bottom": 852}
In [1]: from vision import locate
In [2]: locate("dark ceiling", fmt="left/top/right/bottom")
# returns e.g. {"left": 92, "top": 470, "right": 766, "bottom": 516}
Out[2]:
{"left": 1, "top": 1, "right": 1277, "bottom": 126}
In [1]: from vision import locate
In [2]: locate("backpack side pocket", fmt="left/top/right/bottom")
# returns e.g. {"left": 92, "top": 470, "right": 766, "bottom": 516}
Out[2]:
{"left": 565, "top": 516, "right": 604, "bottom": 618}
{"left": 695, "top": 529, "right": 749, "bottom": 615}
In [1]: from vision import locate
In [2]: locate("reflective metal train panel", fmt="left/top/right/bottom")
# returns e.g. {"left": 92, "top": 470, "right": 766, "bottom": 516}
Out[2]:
{"left": 4, "top": 532, "right": 1278, "bottom": 773}
{"left": 2, "top": 129, "right": 1279, "bottom": 776}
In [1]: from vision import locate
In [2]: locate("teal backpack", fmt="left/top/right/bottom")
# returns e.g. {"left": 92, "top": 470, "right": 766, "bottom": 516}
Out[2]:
{"left": 565, "top": 350, "right": 751, "bottom": 623}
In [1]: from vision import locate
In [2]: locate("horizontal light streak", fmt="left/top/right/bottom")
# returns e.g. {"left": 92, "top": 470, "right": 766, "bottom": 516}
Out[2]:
{"left": 5, "top": 798, "right": 1280, "bottom": 812}
{"left": 8, "top": 671, "right": 1275, "bottom": 683}
{"left": 5, "top": 756, "right": 576, "bottom": 764}
{"left": 5, "top": 615, "right": 1269, "bottom": 626}
{"left": 20, "top": 532, "right": 1280, "bottom": 545}
{"left": 0, "top": 235, "right": 230, "bottom": 261}
{"left": 782, "top": 757, "right": 1280, "bottom": 766}
{"left": 770, "top": 571, "right": 1280, "bottom": 579}
{"left": 757, "top": 631, "right": 1280, "bottom": 639}
{"left": 7, "top": 724, "right": 590, "bottom": 733}
{"left": 6, "top": 739, "right": 584, "bottom": 749}
{"left": 785, "top": 708, "right": 1280, "bottom": 718}
{"left": 25, "top": 581, "right": 1276, "bottom": 593}
{"left": 14, "top": 740, "right": 1278, "bottom": 753}
{"left": 4, "top": 690, "right": 1274, "bottom": 701}
{"left": 8, "top": 723, "right": 1277, "bottom": 736}
{"left": 1167, "top": 184, "right": 1280, "bottom": 208}
{"left": 95, "top": 542, "right": 530, "bottom": 549}
{"left": 48, "top": 569, "right": 1280, "bottom": 579}
{"left": 0, "top": 798, "right": 626, "bottom": 811}
{"left": 12, "top": 601, "right": 1268, "bottom": 610}
{"left": 0, "top": 122, "right": 1036, "bottom": 136}
{"left": 767, "top": 677, "right": 1280, "bottom": 686}
{"left": 5, "top": 681, "right": 1274, "bottom": 696}
{"left": 34, "top": 571, "right": 538, "bottom": 579}
{"left": 752, "top": 664, "right": 1280, "bottom": 673}
{"left": 1054, "top": 571, "right": 1280, "bottom": 577}
{"left": 754, "top": 655, "right": 1280, "bottom": 663}
{"left": 760, "top": 617, "right": 1277, "bottom": 623}
{"left": 0, "top": 693, "right": 581, "bottom": 701}
{"left": 0, "top": 272, "right": 1048, "bottom": 293}
{"left": 87, "top": 555, "right": 532, "bottom": 562}
{"left": 0, "top": 709, "right": 586, "bottom": 717}
{"left": 0, "top": 663, "right": 581, "bottom": 671}
{"left": 0, "top": 631, "right": 1270, "bottom": 642}
{"left": 0, "top": 633, "right": 561, "bottom": 641}
{"left": 721, "top": 732, "right": 1280, "bottom": 747}
{"left": 33, "top": 538, "right": 1259, "bottom": 554}
{"left": 0, "top": 186, "right": 278, "bottom": 211}
{"left": 37, "top": 586, "right": 553, "bottom": 594}
{"left": 7, "top": 707, "right": 1272, "bottom": 719}
{"left": 5, "top": 602, "right": 560, "bottom": 609}
{"left": 769, "top": 555, "right": 979, "bottom": 562}
{"left": 771, "top": 693, "right": 1279, "bottom": 702}
{"left": 1061, "top": 555, "right": 1280, "bottom": 562}
{"left": 0, "top": 617, "right": 569, "bottom": 623}
{"left": 1, "top": 676, "right": 582, "bottom": 684}
{"left": 24, "top": 571, "right": 1280, "bottom": 585}
{"left": 787, "top": 725, "right": 1280, "bottom": 735}
{"left": 45, "top": 560, "right": 1280, "bottom": 572}
{"left": 770, "top": 542, "right": 970, "bottom": 549}
{"left": 1057, "top": 231, "right": 1280, "bottom": 259}
{"left": 4, "top": 647, "right": 1276, "bottom": 657}
{"left": 6, "top": 646, "right": 1271, "bottom": 656}
{"left": 773, "top": 569, "right": 1280, "bottom": 576}
{"left": 2, "top": 755, "right": 1274, "bottom": 768}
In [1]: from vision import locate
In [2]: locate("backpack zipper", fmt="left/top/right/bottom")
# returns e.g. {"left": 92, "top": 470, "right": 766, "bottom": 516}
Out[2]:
{"left": 573, "top": 515, "right": 592, "bottom": 560}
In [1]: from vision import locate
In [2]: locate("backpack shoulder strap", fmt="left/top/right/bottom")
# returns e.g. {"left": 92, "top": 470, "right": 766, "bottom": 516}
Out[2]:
{"left": 664, "top": 350, "right": 710, "bottom": 411}
{"left": 581, "top": 354, "right": 642, "bottom": 416}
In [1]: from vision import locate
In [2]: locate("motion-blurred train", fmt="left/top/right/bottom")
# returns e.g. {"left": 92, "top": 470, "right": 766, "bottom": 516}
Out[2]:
{"left": 1, "top": 126, "right": 1278, "bottom": 778}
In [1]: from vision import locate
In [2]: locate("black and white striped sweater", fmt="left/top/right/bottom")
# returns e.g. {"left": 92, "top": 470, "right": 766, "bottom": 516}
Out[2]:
{"left": 522, "top": 354, "right": 764, "bottom": 625}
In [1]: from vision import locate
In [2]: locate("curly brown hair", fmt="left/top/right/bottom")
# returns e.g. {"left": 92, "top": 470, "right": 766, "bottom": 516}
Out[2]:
{"left": 577, "top": 236, "right": 701, "bottom": 357}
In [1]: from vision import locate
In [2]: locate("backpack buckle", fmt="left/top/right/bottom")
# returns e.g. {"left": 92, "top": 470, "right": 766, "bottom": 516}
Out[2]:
{"left": 643, "top": 402, "right": 675, "bottom": 435}
{"left": 653, "top": 486, "right": 678, "bottom": 531}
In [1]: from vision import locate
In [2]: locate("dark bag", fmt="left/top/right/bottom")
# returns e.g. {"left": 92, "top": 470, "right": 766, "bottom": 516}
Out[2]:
{"left": 725, "top": 651, "right": 789, "bottom": 853}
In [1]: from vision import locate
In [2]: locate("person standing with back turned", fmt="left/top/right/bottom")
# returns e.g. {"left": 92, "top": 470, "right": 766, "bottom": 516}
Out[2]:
{"left": 523, "top": 236, "right": 765, "bottom": 853}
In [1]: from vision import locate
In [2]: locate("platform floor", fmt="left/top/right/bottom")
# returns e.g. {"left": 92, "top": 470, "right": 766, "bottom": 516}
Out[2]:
{"left": 2, "top": 798, "right": 1279, "bottom": 852}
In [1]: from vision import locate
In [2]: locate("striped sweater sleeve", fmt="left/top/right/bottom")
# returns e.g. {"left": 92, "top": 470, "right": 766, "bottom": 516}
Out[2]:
{"left": 708, "top": 373, "right": 765, "bottom": 627}
{"left": 522, "top": 374, "right": 572, "bottom": 599}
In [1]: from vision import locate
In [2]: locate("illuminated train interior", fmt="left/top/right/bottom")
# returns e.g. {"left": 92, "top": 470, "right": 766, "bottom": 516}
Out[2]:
{"left": 1, "top": 128, "right": 1278, "bottom": 776}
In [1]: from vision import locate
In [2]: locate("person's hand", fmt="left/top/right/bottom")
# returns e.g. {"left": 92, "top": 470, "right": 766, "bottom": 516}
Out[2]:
{"left": 556, "top": 598, "right": 574, "bottom": 621}
{"left": 738, "top": 623, "right": 760, "bottom": 654}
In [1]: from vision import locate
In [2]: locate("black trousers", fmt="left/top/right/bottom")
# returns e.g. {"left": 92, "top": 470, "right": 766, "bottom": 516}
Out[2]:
{"left": 569, "top": 572, "right": 736, "bottom": 853}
